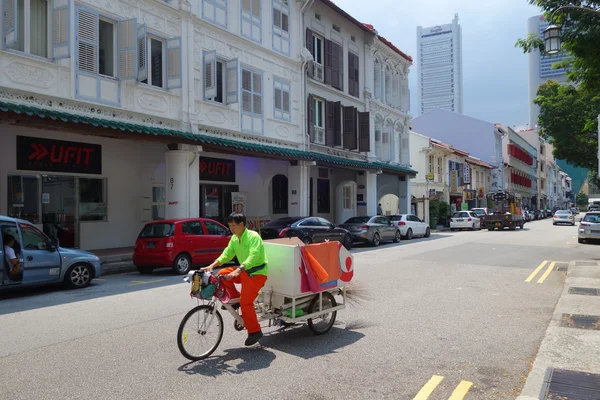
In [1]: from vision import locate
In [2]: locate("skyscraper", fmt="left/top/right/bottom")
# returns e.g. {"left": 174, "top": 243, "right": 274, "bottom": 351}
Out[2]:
{"left": 416, "top": 14, "right": 463, "bottom": 116}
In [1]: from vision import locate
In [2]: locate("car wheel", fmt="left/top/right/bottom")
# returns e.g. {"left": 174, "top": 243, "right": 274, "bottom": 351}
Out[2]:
{"left": 371, "top": 232, "right": 380, "bottom": 247}
{"left": 393, "top": 230, "right": 401, "bottom": 243}
{"left": 425, "top": 227, "right": 431, "bottom": 238}
{"left": 64, "top": 263, "right": 92, "bottom": 289}
{"left": 579, "top": 238, "right": 585, "bottom": 244}
{"left": 450, "top": 228, "right": 456, "bottom": 232}
{"left": 406, "top": 229, "right": 413, "bottom": 240}
{"left": 172, "top": 253, "right": 191, "bottom": 275}
{"left": 343, "top": 234, "right": 353, "bottom": 250}
{"left": 137, "top": 267, "right": 153, "bottom": 275}
{"left": 302, "top": 236, "right": 313, "bottom": 245}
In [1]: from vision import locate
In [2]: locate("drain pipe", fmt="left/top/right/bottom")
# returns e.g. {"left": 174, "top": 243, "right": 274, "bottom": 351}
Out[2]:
{"left": 300, "top": 0, "right": 314, "bottom": 152}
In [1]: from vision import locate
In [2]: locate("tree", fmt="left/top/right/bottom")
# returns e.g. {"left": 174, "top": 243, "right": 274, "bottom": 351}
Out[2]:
{"left": 516, "top": 1, "right": 600, "bottom": 179}
{"left": 577, "top": 192, "right": 589, "bottom": 206}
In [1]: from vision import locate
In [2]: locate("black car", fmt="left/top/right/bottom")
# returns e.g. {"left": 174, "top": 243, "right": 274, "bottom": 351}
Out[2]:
{"left": 259, "top": 217, "right": 353, "bottom": 250}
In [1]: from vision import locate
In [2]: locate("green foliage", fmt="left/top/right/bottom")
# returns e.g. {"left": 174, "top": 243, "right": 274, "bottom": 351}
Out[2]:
{"left": 577, "top": 192, "right": 589, "bottom": 206}
{"left": 429, "top": 200, "right": 440, "bottom": 223}
{"left": 437, "top": 201, "right": 450, "bottom": 226}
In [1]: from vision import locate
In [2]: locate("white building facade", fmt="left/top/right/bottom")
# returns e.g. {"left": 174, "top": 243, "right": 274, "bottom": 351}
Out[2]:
{"left": 416, "top": 14, "right": 463, "bottom": 116}
{"left": 500, "top": 126, "right": 538, "bottom": 209}
{"left": 0, "top": 0, "right": 414, "bottom": 250}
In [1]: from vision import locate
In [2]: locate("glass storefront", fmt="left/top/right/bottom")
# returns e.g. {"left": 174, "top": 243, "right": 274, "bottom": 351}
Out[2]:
{"left": 6, "top": 174, "right": 107, "bottom": 248}
{"left": 200, "top": 184, "right": 239, "bottom": 224}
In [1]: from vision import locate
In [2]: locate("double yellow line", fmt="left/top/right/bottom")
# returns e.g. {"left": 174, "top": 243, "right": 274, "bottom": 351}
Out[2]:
{"left": 413, "top": 375, "right": 473, "bottom": 400}
{"left": 525, "top": 261, "right": 556, "bottom": 283}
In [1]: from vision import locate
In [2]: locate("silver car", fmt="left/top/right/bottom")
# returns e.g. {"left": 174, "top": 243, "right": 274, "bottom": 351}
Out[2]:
{"left": 578, "top": 212, "right": 600, "bottom": 243}
{"left": 339, "top": 216, "right": 400, "bottom": 247}
{"left": 553, "top": 210, "right": 575, "bottom": 226}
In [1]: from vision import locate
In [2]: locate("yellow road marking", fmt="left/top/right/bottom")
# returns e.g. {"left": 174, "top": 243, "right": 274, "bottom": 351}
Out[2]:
{"left": 92, "top": 278, "right": 105, "bottom": 281}
{"left": 449, "top": 380, "right": 474, "bottom": 400}
{"left": 537, "top": 262, "right": 556, "bottom": 284}
{"left": 128, "top": 279, "right": 166, "bottom": 286}
{"left": 413, "top": 375, "right": 444, "bottom": 400}
{"left": 526, "top": 261, "right": 547, "bottom": 282}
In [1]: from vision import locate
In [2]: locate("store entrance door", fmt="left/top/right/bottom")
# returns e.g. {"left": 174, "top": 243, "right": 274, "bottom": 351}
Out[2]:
{"left": 200, "top": 184, "right": 239, "bottom": 224}
{"left": 41, "top": 176, "right": 78, "bottom": 248}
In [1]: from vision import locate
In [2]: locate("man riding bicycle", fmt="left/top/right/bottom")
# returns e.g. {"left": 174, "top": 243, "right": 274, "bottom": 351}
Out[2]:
{"left": 202, "top": 212, "right": 268, "bottom": 346}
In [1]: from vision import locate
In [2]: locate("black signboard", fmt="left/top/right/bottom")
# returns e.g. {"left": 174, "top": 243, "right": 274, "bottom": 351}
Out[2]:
{"left": 17, "top": 136, "right": 102, "bottom": 175}
{"left": 200, "top": 157, "right": 236, "bottom": 182}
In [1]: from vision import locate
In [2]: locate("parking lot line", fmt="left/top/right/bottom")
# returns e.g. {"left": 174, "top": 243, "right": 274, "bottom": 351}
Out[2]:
{"left": 537, "top": 261, "right": 556, "bottom": 284}
{"left": 525, "top": 261, "right": 548, "bottom": 282}
{"left": 128, "top": 279, "right": 166, "bottom": 287}
{"left": 448, "top": 380, "right": 473, "bottom": 400}
{"left": 413, "top": 375, "right": 444, "bottom": 400}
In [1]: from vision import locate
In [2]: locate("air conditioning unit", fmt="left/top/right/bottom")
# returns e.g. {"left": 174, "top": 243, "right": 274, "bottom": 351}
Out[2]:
{"left": 313, "top": 63, "right": 324, "bottom": 82}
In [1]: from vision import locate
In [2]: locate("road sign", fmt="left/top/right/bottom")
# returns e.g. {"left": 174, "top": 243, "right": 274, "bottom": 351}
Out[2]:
{"left": 426, "top": 173, "right": 434, "bottom": 181}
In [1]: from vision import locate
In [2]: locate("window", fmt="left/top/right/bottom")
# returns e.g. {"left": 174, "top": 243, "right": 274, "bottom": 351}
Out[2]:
{"left": 182, "top": 221, "right": 204, "bottom": 235}
{"left": 272, "top": 0, "right": 289, "bottom": 55}
{"left": 241, "top": 67, "right": 263, "bottom": 134}
{"left": 315, "top": 13, "right": 321, "bottom": 20}
{"left": 152, "top": 185, "right": 165, "bottom": 220}
{"left": 317, "top": 217, "right": 333, "bottom": 227}
{"left": 313, "top": 34, "right": 324, "bottom": 65}
{"left": 20, "top": 225, "right": 48, "bottom": 250}
{"left": 203, "top": 50, "right": 238, "bottom": 105}
{"left": 140, "top": 223, "right": 173, "bottom": 238}
{"left": 317, "top": 178, "right": 330, "bottom": 214}
{"left": 98, "top": 19, "right": 116, "bottom": 77}
{"left": 241, "top": 0, "right": 261, "bottom": 43}
{"left": 342, "top": 184, "right": 353, "bottom": 210}
{"left": 7, "top": 175, "right": 40, "bottom": 224}
{"left": 202, "top": 0, "right": 228, "bottom": 28}
{"left": 141, "top": 36, "right": 165, "bottom": 88}
{"left": 332, "top": 24, "right": 341, "bottom": 33}
{"left": 274, "top": 78, "right": 291, "bottom": 121}
{"left": 428, "top": 154, "right": 434, "bottom": 174}
{"left": 79, "top": 178, "right": 107, "bottom": 222}
{"left": 299, "top": 218, "right": 320, "bottom": 227}
{"left": 437, "top": 157, "right": 443, "bottom": 182}
{"left": 5, "top": 0, "right": 56, "bottom": 58}
{"left": 272, "top": 174, "right": 288, "bottom": 214}
{"left": 204, "top": 221, "right": 228, "bottom": 235}
{"left": 313, "top": 97, "right": 325, "bottom": 144}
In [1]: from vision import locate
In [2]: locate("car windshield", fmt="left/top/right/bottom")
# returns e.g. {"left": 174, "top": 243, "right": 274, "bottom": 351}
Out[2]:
{"left": 139, "top": 223, "right": 173, "bottom": 238}
{"left": 583, "top": 214, "right": 600, "bottom": 223}
{"left": 344, "top": 217, "right": 371, "bottom": 224}
{"left": 263, "top": 217, "right": 303, "bottom": 228}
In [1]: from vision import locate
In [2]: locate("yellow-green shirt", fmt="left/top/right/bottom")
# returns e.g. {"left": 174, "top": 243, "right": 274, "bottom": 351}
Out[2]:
{"left": 216, "top": 228, "right": 268, "bottom": 276}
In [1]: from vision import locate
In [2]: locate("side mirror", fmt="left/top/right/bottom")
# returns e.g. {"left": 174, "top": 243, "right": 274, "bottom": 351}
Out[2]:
{"left": 329, "top": 223, "right": 335, "bottom": 229}
{"left": 50, "top": 237, "right": 59, "bottom": 249}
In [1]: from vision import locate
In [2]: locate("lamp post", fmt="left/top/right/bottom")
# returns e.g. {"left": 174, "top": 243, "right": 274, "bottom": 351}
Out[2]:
{"left": 542, "top": 5, "right": 600, "bottom": 178}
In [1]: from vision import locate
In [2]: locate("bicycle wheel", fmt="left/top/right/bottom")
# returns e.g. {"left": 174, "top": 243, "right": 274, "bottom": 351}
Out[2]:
{"left": 307, "top": 292, "right": 337, "bottom": 335}
{"left": 177, "top": 305, "right": 224, "bottom": 361}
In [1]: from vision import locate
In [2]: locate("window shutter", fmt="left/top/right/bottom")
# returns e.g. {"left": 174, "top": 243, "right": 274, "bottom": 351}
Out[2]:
{"left": 305, "top": 28, "right": 313, "bottom": 57}
{"left": 336, "top": 42, "right": 344, "bottom": 91}
{"left": 334, "top": 101, "right": 342, "bottom": 146}
{"left": 308, "top": 94, "right": 314, "bottom": 142}
{"left": 166, "top": 37, "right": 182, "bottom": 88}
{"left": 118, "top": 18, "right": 137, "bottom": 80}
{"left": 324, "top": 39, "right": 333, "bottom": 85}
{"left": 275, "top": 88, "right": 282, "bottom": 110}
{"left": 325, "top": 101, "right": 335, "bottom": 147}
{"left": 203, "top": 49, "right": 217, "bottom": 99}
{"left": 226, "top": 58, "right": 238, "bottom": 104}
{"left": 358, "top": 112, "right": 370, "bottom": 153}
{"left": 52, "top": 0, "right": 70, "bottom": 59}
{"left": 4, "top": 0, "right": 17, "bottom": 47}
{"left": 273, "top": 8, "right": 281, "bottom": 28}
{"left": 76, "top": 8, "right": 98, "bottom": 74}
{"left": 348, "top": 52, "right": 355, "bottom": 96}
{"left": 282, "top": 89, "right": 290, "bottom": 112}
{"left": 136, "top": 24, "right": 147, "bottom": 82}
{"left": 343, "top": 106, "right": 357, "bottom": 150}
{"left": 374, "top": 63, "right": 381, "bottom": 100}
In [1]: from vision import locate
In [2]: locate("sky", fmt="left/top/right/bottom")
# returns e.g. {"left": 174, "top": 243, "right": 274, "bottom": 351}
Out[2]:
{"left": 336, "top": 0, "right": 543, "bottom": 128}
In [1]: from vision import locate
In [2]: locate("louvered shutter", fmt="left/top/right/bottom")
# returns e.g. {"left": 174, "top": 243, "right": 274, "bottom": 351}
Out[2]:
{"left": 334, "top": 101, "right": 342, "bottom": 146}
{"left": 324, "top": 39, "right": 333, "bottom": 85}
{"left": 226, "top": 58, "right": 238, "bottom": 104}
{"left": 76, "top": 8, "right": 98, "bottom": 73}
{"left": 305, "top": 28, "right": 313, "bottom": 56}
{"left": 308, "top": 94, "right": 314, "bottom": 142}
{"left": 343, "top": 106, "right": 357, "bottom": 150}
{"left": 137, "top": 24, "right": 147, "bottom": 81}
{"left": 336, "top": 42, "right": 344, "bottom": 91}
{"left": 118, "top": 18, "right": 137, "bottom": 80}
{"left": 203, "top": 50, "right": 217, "bottom": 99}
{"left": 4, "top": 0, "right": 17, "bottom": 47}
{"left": 325, "top": 101, "right": 335, "bottom": 147}
{"left": 358, "top": 112, "right": 370, "bottom": 152}
{"left": 52, "top": 0, "right": 70, "bottom": 59}
{"left": 166, "top": 37, "right": 182, "bottom": 88}
{"left": 273, "top": 8, "right": 281, "bottom": 28}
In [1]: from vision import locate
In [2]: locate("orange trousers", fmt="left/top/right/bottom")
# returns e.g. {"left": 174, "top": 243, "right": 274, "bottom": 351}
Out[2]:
{"left": 218, "top": 267, "right": 267, "bottom": 334}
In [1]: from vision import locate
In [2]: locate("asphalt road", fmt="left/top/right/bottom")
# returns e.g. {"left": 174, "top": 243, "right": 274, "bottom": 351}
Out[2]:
{"left": 0, "top": 218, "right": 591, "bottom": 400}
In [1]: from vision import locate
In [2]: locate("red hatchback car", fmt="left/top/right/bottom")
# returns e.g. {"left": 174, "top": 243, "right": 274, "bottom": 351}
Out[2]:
{"left": 133, "top": 218, "right": 232, "bottom": 275}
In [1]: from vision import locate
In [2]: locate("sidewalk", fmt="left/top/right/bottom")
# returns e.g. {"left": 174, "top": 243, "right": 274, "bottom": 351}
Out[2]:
{"left": 518, "top": 260, "right": 600, "bottom": 399}
{"left": 91, "top": 247, "right": 136, "bottom": 275}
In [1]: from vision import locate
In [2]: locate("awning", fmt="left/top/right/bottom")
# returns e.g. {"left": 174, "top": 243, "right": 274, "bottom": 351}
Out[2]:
{"left": 0, "top": 100, "right": 417, "bottom": 176}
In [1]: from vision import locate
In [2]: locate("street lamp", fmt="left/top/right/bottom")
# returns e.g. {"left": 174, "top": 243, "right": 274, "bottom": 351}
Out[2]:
{"left": 542, "top": 5, "right": 600, "bottom": 55}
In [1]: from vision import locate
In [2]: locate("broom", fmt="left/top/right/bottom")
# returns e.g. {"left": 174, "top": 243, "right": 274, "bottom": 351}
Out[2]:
{"left": 343, "top": 280, "right": 373, "bottom": 307}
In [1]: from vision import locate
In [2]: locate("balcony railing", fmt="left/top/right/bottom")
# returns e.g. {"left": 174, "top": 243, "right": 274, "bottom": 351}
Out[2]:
{"left": 313, "top": 63, "right": 324, "bottom": 82}
{"left": 313, "top": 126, "right": 325, "bottom": 144}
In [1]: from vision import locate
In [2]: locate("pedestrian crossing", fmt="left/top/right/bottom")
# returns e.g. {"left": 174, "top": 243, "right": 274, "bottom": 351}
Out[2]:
{"left": 413, "top": 375, "right": 473, "bottom": 400}
{"left": 525, "top": 260, "right": 568, "bottom": 283}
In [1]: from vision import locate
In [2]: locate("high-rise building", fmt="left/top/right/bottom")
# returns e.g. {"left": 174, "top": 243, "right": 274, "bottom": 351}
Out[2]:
{"left": 416, "top": 14, "right": 463, "bottom": 115}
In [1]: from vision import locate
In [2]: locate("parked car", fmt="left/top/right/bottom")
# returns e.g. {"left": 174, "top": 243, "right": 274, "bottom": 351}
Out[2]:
{"left": 527, "top": 210, "right": 536, "bottom": 221}
{"left": 259, "top": 217, "right": 353, "bottom": 250}
{"left": 553, "top": 210, "right": 575, "bottom": 226}
{"left": 523, "top": 211, "right": 532, "bottom": 222}
{"left": 578, "top": 212, "right": 600, "bottom": 243}
{"left": 387, "top": 214, "right": 431, "bottom": 239}
{"left": 470, "top": 208, "right": 490, "bottom": 228}
{"left": 450, "top": 211, "right": 481, "bottom": 231}
{"left": 133, "top": 218, "right": 231, "bottom": 275}
{"left": 339, "top": 216, "right": 400, "bottom": 247}
{"left": 570, "top": 207, "right": 580, "bottom": 215}
{"left": 0, "top": 215, "right": 102, "bottom": 291}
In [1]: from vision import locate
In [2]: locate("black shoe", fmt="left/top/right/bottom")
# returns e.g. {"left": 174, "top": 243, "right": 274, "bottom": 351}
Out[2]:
{"left": 245, "top": 331, "right": 263, "bottom": 346}
{"left": 221, "top": 303, "right": 241, "bottom": 311}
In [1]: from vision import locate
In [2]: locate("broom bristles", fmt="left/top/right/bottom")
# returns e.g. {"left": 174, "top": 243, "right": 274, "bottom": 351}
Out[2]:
{"left": 344, "top": 281, "right": 373, "bottom": 307}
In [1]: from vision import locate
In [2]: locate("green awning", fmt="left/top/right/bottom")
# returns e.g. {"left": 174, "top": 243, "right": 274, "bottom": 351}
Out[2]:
{"left": 0, "top": 100, "right": 417, "bottom": 176}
